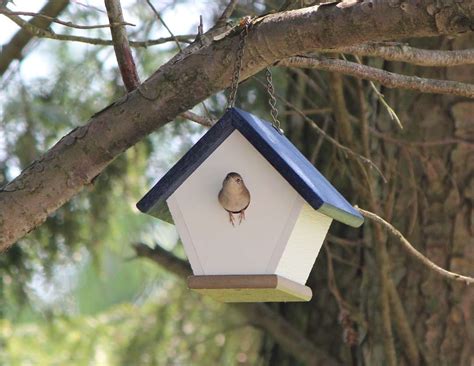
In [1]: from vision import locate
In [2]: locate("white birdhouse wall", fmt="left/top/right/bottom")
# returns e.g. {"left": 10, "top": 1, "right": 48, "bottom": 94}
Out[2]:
{"left": 166, "top": 130, "right": 331, "bottom": 285}
{"left": 274, "top": 204, "right": 332, "bottom": 283}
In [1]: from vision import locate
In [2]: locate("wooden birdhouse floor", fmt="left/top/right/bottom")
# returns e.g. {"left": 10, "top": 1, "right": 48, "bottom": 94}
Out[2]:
{"left": 187, "top": 275, "right": 312, "bottom": 302}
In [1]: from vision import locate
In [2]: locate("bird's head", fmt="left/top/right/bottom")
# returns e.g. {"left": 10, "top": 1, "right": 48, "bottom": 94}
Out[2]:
{"left": 223, "top": 172, "right": 245, "bottom": 191}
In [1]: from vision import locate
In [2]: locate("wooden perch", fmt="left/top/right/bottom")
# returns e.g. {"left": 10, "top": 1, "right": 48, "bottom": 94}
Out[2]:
{"left": 133, "top": 243, "right": 338, "bottom": 366}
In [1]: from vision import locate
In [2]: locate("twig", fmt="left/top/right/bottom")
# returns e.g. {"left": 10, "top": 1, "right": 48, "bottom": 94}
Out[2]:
{"left": 145, "top": 0, "right": 182, "bottom": 51}
{"left": 278, "top": 56, "right": 474, "bottom": 98}
{"left": 326, "top": 43, "right": 474, "bottom": 67}
{"left": 387, "top": 280, "right": 421, "bottom": 365}
{"left": 2, "top": 12, "right": 193, "bottom": 48}
{"left": 0, "top": 0, "right": 69, "bottom": 76}
{"left": 325, "top": 244, "right": 363, "bottom": 346}
{"left": 326, "top": 234, "right": 364, "bottom": 247}
{"left": 254, "top": 76, "right": 387, "bottom": 182}
{"left": 180, "top": 111, "right": 215, "bottom": 127}
{"left": 0, "top": 9, "right": 135, "bottom": 29}
{"left": 104, "top": 0, "right": 140, "bottom": 92}
{"left": 371, "top": 128, "right": 474, "bottom": 148}
{"left": 214, "top": 0, "right": 238, "bottom": 29}
{"left": 281, "top": 107, "right": 331, "bottom": 116}
{"left": 358, "top": 208, "right": 474, "bottom": 284}
{"left": 352, "top": 55, "right": 403, "bottom": 130}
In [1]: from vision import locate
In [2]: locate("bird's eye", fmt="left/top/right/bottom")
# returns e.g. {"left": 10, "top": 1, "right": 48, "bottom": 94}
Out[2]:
{"left": 236, "top": 178, "right": 241, "bottom": 183}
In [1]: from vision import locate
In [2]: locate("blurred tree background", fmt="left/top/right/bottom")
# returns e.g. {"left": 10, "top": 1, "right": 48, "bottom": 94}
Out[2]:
{"left": 0, "top": 0, "right": 472, "bottom": 365}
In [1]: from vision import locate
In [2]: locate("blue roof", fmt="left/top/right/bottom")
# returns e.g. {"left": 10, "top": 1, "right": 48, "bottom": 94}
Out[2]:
{"left": 137, "top": 108, "right": 363, "bottom": 227}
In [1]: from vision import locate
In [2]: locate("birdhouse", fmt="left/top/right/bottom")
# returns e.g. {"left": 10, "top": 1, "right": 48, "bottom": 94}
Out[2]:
{"left": 137, "top": 108, "right": 363, "bottom": 303}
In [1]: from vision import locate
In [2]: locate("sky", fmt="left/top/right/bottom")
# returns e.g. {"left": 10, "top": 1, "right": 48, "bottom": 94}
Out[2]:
{"left": 0, "top": 0, "right": 220, "bottom": 81}
{"left": 0, "top": 0, "right": 219, "bottom": 305}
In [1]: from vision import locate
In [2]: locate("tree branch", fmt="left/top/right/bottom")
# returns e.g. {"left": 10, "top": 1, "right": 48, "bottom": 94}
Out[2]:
{"left": 0, "top": 9, "right": 135, "bottom": 29}
{"left": 0, "top": 0, "right": 69, "bottom": 76}
{"left": 213, "top": 0, "right": 239, "bottom": 29}
{"left": 253, "top": 76, "right": 387, "bottom": 182}
{"left": 180, "top": 111, "right": 215, "bottom": 127}
{"left": 278, "top": 56, "right": 474, "bottom": 98}
{"left": 326, "top": 43, "right": 474, "bottom": 67}
{"left": 133, "top": 242, "right": 339, "bottom": 366}
{"left": 2, "top": 11, "right": 193, "bottom": 48}
{"left": 104, "top": 0, "right": 140, "bottom": 92}
{"left": 145, "top": 0, "right": 182, "bottom": 51}
{"left": 358, "top": 208, "right": 474, "bottom": 284}
{"left": 1, "top": 0, "right": 473, "bottom": 249}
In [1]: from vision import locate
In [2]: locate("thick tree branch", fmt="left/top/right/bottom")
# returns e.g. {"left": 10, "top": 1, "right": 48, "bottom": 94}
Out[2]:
{"left": 278, "top": 56, "right": 474, "bottom": 98}
{"left": 359, "top": 208, "right": 474, "bottom": 284}
{"left": 105, "top": 0, "right": 140, "bottom": 92}
{"left": 1, "top": 0, "right": 473, "bottom": 249}
{"left": 133, "top": 242, "right": 338, "bottom": 366}
{"left": 0, "top": 0, "right": 69, "bottom": 76}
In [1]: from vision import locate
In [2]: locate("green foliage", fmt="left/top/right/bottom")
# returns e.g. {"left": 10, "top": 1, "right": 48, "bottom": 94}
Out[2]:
{"left": 0, "top": 1, "right": 271, "bottom": 364}
{"left": 2, "top": 298, "right": 262, "bottom": 365}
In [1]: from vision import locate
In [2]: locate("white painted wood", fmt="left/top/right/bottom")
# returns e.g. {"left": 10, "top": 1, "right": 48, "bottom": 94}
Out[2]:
{"left": 275, "top": 203, "right": 332, "bottom": 283}
{"left": 168, "top": 130, "right": 301, "bottom": 276}
{"left": 265, "top": 195, "right": 303, "bottom": 273}
{"left": 166, "top": 195, "right": 204, "bottom": 275}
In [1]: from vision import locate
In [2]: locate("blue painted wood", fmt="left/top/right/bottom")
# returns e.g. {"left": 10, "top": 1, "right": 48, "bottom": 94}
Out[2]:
{"left": 231, "top": 108, "right": 364, "bottom": 227}
{"left": 136, "top": 112, "right": 235, "bottom": 222}
{"left": 137, "top": 108, "right": 364, "bottom": 227}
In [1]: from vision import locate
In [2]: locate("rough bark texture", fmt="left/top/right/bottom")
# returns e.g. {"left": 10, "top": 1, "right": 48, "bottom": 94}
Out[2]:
{"left": 0, "top": 0, "right": 473, "bottom": 250}
{"left": 260, "top": 34, "right": 473, "bottom": 365}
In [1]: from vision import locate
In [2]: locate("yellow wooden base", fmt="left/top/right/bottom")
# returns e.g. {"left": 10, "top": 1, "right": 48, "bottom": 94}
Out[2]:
{"left": 187, "top": 275, "right": 312, "bottom": 303}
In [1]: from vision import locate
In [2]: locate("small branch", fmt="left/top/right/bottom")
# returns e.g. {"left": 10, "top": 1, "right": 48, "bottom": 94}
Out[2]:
{"left": 104, "top": 0, "right": 140, "bottom": 92}
{"left": 133, "top": 242, "right": 339, "bottom": 366}
{"left": 327, "top": 43, "right": 474, "bottom": 67}
{"left": 0, "top": 0, "right": 69, "bottom": 76}
{"left": 351, "top": 55, "right": 403, "bottom": 130}
{"left": 358, "top": 208, "right": 474, "bottom": 284}
{"left": 145, "top": 0, "right": 182, "bottom": 51}
{"left": 132, "top": 243, "right": 192, "bottom": 278}
{"left": 387, "top": 281, "right": 421, "bottom": 365}
{"left": 278, "top": 56, "right": 474, "bottom": 98}
{"left": 214, "top": 0, "right": 238, "bottom": 29}
{"left": 326, "top": 234, "right": 365, "bottom": 247}
{"left": 3, "top": 12, "right": 193, "bottom": 48}
{"left": 0, "top": 9, "right": 135, "bottom": 29}
{"left": 370, "top": 128, "right": 474, "bottom": 148}
{"left": 180, "top": 111, "right": 215, "bottom": 127}
{"left": 254, "top": 76, "right": 387, "bottom": 182}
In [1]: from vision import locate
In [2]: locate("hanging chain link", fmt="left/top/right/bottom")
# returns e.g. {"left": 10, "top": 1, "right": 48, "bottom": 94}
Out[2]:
{"left": 265, "top": 68, "right": 283, "bottom": 134}
{"left": 227, "top": 19, "right": 250, "bottom": 109}
{"left": 226, "top": 18, "right": 283, "bottom": 134}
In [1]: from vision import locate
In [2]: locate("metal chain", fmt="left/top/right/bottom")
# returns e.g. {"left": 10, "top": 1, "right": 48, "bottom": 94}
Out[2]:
{"left": 227, "top": 19, "right": 250, "bottom": 109}
{"left": 265, "top": 68, "right": 283, "bottom": 134}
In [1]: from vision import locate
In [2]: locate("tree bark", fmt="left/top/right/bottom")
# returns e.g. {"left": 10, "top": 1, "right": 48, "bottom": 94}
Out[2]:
{"left": 261, "top": 33, "right": 473, "bottom": 365}
{"left": 1, "top": 0, "right": 473, "bottom": 249}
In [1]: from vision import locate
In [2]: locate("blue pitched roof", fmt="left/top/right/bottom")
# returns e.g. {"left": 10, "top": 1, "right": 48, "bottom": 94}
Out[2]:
{"left": 137, "top": 108, "right": 363, "bottom": 227}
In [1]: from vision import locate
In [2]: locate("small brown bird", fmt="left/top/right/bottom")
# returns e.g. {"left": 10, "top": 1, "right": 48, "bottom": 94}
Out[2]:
{"left": 218, "top": 172, "right": 251, "bottom": 226}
